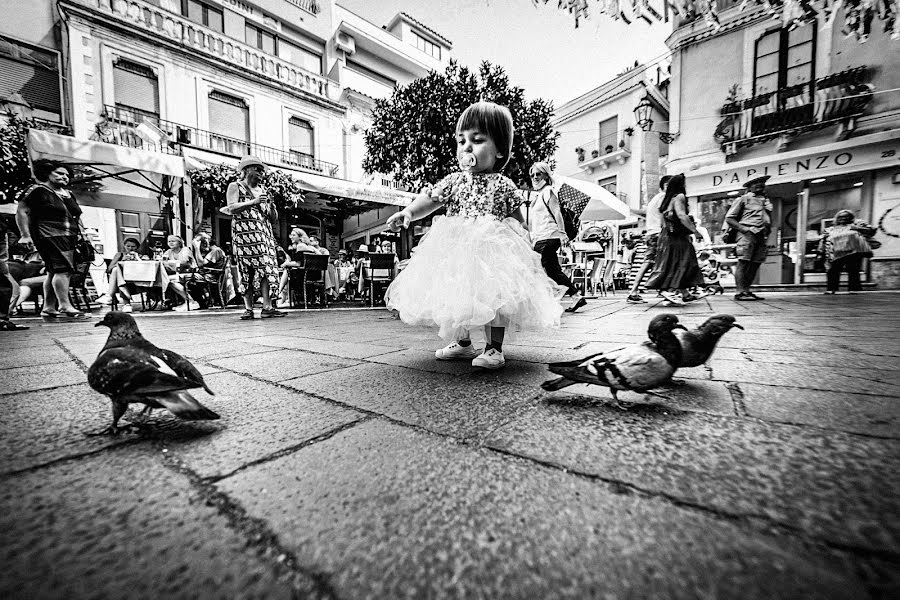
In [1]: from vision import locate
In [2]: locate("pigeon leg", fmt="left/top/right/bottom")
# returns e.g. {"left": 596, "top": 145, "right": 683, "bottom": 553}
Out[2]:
{"left": 644, "top": 390, "right": 673, "bottom": 401}
{"left": 86, "top": 400, "right": 133, "bottom": 436}
{"left": 668, "top": 379, "right": 687, "bottom": 386}
{"left": 606, "top": 390, "right": 635, "bottom": 410}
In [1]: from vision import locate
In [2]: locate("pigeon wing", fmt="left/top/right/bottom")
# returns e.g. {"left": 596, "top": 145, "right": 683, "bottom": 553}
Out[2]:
{"left": 674, "top": 329, "right": 715, "bottom": 368}
{"left": 88, "top": 347, "right": 204, "bottom": 398}
{"left": 153, "top": 346, "right": 213, "bottom": 395}
{"left": 607, "top": 344, "right": 677, "bottom": 390}
{"left": 150, "top": 390, "right": 219, "bottom": 421}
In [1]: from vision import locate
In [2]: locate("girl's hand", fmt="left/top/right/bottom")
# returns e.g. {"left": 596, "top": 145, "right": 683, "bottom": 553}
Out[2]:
{"left": 387, "top": 210, "right": 411, "bottom": 232}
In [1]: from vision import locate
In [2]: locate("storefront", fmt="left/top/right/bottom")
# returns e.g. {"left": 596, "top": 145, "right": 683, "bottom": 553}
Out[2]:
{"left": 685, "top": 130, "right": 900, "bottom": 288}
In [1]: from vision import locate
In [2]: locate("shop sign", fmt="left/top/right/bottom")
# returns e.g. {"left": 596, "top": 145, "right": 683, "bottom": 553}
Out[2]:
{"left": 688, "top": 134, "right": 900, "bottom": 195}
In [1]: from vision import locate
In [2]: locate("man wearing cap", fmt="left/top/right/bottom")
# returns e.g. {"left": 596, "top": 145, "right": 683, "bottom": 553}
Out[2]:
{"left": 725, "top": 175, "right": 773, "bottom": 301}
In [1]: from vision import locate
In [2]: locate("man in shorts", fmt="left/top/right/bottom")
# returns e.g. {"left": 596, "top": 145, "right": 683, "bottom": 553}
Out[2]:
{"left": 725, "top": 175, "right": 773, "bottom": 301}
{"left": 627, "top": 175, "right": 671, "bottom": 303}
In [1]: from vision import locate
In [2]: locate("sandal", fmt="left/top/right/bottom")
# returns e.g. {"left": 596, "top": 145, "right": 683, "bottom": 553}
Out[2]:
{"left": 564, "top": 297, "right": 588, "bottom": 313}
{"left": 55, "top": 310, "right": 91, "bottom": 321}
{"left": 0, "top": 319, "right": 30, "bottom": 331}
{"left": 240, "top": 309, "right": 255, "bottom": 320}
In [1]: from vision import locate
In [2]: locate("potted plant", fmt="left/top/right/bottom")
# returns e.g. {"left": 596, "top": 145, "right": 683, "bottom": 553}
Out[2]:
{"left": 618, "top": 139, "right": 626, "bottom": 149}
{"left": 604, "top": 144, "right": 614, "bottom": 154}
{"left": 591, "top": 149, "right": 600, "bottom": 158}
{"left": 624, "top": 127, "right": 634, "bottom": 137}
{"left": 575, "top": 146, "right": 584, "bottom": 162}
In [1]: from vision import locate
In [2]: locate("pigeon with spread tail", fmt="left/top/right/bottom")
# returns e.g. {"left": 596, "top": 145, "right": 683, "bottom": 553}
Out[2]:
{"left": 87, "top": 311, "right": 219, "bottom": 435}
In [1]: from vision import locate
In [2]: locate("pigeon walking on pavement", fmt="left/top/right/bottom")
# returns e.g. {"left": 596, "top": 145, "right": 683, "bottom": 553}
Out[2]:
{"left": 541, "top": 314, "right": 686, "bottom": 407}
{"left": 674, "top": 314, "right": 743, "bottom": 368}
{"left": 87, "top": 311, "right": 219, "bottom": 435}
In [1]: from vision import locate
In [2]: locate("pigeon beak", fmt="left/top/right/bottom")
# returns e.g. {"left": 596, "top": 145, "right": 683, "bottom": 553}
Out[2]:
{"left": 732, "top": 323, "right": 744, "bottom": 330}
{"left": 94, "top": 321, "right": 104, "bottom": 327}
{"left": 673, "top": 324, "right": 687, "bottom": 330}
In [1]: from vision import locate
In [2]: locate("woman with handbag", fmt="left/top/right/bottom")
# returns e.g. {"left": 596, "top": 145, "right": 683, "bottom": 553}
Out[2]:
{"left": 14, "top": 159, "right": 90, "bottom": 321}
{"left": 818, "top": 209, "right": 876, "bottom": 294}
{"left": 225, "top": 156, "right": 285, "bottom": 320}
{"left": 644, "top": 174, "right": 704, "bottom": 305}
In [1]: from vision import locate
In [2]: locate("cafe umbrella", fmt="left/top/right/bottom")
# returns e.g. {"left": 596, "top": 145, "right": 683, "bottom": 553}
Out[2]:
{"left": 553, "top": 176, "right": 631, "bottom": 223}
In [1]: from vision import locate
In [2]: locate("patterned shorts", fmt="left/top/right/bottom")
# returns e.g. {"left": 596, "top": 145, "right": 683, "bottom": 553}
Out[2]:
{"left": 643, "top": 233, "right": 659, "bottom": 262}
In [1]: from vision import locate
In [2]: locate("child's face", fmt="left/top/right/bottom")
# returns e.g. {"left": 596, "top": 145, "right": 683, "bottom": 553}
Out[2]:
{"left": 457, "top": 128, "right": 501, "bottom": 174}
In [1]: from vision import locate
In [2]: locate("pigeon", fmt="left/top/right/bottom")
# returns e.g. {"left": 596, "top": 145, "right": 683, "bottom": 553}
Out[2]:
{"left": 541, "top": 314, "right": 686, "bottom": 406}
{"left": 674, "top": 314, "right": 743, "bottom": 368}
{"left": 87, "top": 311, "right": 219, "bottom": 435}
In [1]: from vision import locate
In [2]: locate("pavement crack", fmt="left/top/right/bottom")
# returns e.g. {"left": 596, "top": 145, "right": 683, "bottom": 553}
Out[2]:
{"left": 206, "top": 417, "right": 373, "bottom": 483}
{"left": 53, "top": 338, "right": 90, "bottom": 373}
{"left": 726, "top": 382, "right": 748, "bottom": 416}
{"left": 157, "top": 445, "right": 341, "bottom": 600}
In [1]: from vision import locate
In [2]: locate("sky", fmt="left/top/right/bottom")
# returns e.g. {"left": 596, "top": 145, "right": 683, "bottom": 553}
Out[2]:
{"left": 337, "top": 0, "right": 672, "bottom": 109}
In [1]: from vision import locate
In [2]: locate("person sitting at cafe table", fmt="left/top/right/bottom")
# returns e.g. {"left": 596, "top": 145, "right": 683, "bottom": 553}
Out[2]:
{"left": 99, "top": 236, "right": 146, "bottom": 310}
{"left": 161, "top": 234, "right": 195, "bottom": 308}
{"left": 276, "top": 228, "right": 318, "bottom": 305}
{"left": 309, "top": 234, "right": 340, "bottom": 299}
{"left": 185, "top": 234, "right": 227, "bottom": 308}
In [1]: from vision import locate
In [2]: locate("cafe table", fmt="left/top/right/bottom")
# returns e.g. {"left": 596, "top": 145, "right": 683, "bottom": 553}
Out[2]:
{"left": 119, "top": 260, "right": 172, "bottom": 309}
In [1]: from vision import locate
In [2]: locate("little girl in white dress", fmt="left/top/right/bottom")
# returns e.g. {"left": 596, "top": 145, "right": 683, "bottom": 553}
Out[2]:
{"left": 385, "top": 101, "right": 564, "bottom": 370}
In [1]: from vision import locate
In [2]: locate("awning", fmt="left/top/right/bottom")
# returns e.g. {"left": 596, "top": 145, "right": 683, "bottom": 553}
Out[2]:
{"left": 286, "top": 170, "right": 415, "bottom": 207}
{"left": 28, "top": 129, "right": 185, "bottom": 178}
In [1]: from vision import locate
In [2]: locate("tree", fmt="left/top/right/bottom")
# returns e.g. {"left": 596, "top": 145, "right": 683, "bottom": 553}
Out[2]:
{"left": 363, "top": 61, "right": 559, "bottom": 191}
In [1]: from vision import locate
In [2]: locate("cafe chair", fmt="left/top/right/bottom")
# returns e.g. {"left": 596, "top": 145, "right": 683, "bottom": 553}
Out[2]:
{"left": 363, "top": 252, "right": 396, "bottom": 307}
{"left": 290, "top": 252, "right": 329, "bottom": 309}
{"left": 69, "top": 261, "right": 95, "bottom": 312}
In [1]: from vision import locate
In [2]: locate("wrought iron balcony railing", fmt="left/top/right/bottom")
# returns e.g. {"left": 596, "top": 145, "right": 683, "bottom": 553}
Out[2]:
{"left": 66, "top": 0, "right": 332, "bottom": 102}
{"left": 714, "top": 67, "right": 873, "bottom": 153}
{"left": 98, "top": 105, "right": 339, "bottom": 176}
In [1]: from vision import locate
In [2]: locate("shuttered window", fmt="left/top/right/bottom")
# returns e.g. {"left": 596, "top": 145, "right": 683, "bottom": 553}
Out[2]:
{"left": 279, "top": 39, "right": 322, "bottom": 75}
{"left": 0, "top": 37, "right": 61, "bottom": 119}
{"left": 288, "top": 117, "right": 314, "bottom": 155}
{"left": 208, "top": 91, "right": 249, "bottom": 142}
{"left": 113, "top": 59, "right": 159, "bottom": 120}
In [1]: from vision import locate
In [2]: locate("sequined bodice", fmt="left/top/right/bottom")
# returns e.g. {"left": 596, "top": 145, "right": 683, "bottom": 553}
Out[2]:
{"left": 431, "top": 172, "right": 520, "bottom": 219}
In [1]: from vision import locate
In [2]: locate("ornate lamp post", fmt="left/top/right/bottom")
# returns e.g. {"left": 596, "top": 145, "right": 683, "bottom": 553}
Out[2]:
{"left": 633, "top": 95, "right": 653, "bottom": 132}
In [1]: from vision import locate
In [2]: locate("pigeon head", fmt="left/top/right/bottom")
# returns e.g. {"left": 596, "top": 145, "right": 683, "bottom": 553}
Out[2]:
{"left": 96, "top": 311, "right": 142, "bottom": 338}
{"left": 698, "top": 314, "right": 744, "bottom": 337}
{"left": 648, "top": 313, "right": 687, "bottom": 338}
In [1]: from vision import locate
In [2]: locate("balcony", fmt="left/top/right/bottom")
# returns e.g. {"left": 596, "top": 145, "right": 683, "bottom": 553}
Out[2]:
{"left": 576, "top": 137, "right": 632, "bottom": 173}
{"left": 98, "top": 105, "right": 339, "bottom": 176}
{"left": 714, "top": 67, "right": 873, "bottom": 154}
{"left": 66, "top": 0, "right": 333, "bottom": 102}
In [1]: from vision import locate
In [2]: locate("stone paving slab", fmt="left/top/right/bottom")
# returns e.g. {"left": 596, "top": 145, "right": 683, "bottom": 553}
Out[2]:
{"left": 0, "top": 343, "right": 71, "bottom": 370}
{"left": 0, "top": 383, "right": 130, "bottom": 475}
{"left": 282, "top": 362, "right": 538, "bottom": 442}
{"left": 710, "top": 360, "right": 900, "bottom": 396}
{"left": 218, "top": 419, "right": 866, "bottom": 600}
{"left": 0, "top": 361, "right": 87, "bottom": 394}
{"left": 553, "top": 379, "right": 736, "bottom": 416}
{"left": 149, "top": 371, "right": 367, "bottom": 479}
{"left": 208, "top": 349, "right": 360, "bottom": 382}
{"left": 240, "top": 334, "right": 408, "bottom": 359}
{"left": 738, "top": 383, "right": 900, "bottom": 438}
{"left": 485, "top": 401, "right": 900, "bottom": 554}
{"left": 706, "top": 347, "right": 900, "bottom": 370}
{"left": 0, "top": 446, "right": 303, "bottom": 599}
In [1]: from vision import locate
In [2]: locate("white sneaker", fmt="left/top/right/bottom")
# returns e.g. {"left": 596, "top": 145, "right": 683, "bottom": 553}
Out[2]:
{"left": 472, "top": 348, "right": 505, "bottom": 369}
{"left": 120, "top": 304, "right": 133, "bottom": 313}
{"left": 435, "top": 342, "right": 481, "bottom": 360}
{"left": 660, "top": 290, "right": 685, "bottom": 305}
{"left": 97, "top": 294, "right": 113, "bottom": 306}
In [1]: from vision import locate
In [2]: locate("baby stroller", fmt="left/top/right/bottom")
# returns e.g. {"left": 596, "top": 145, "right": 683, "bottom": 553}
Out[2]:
{"left": 696, "top": 251, "right": 724, "bottom": 295}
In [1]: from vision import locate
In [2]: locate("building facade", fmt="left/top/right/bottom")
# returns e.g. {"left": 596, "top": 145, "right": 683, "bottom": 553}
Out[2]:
{"left": 665, "top": 1, "right": 900, "bottom": 288}
{"left": 552, "top": 63, "right": 671, "bottom": 242}
{"left": 0, "top": 0, "right": 451, "bottom": 261}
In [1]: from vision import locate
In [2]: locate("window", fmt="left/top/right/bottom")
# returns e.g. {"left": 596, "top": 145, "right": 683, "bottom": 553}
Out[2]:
{"left": 208, "top": 91, "right": 249, "bottom": 154}
{"left": 598, "top": 175, "right": 617, "bottom": 195}
{"left": 753, "top": 25, "right": 815, "bottom": 96}
{"left": 113, "top": 58, "right": 159, "bottom": 122}
{"left": 0, "top": 36, "right": 62, "bottom": 122}
{"left": 288, "top": 116, "right": 314, "bottom": 156}
{"left": 598, "top": 116, "right": 618, "bottom": 154}
{"left": 345, "top": 60, "right": 396, "bottom": 88}
{"left": 414, "top": 33, "right": 441, "bottom": 60}
{"left": 245, "top": 24, "right": 276, "bottom": 55}
{"left": 279, "top": 38, "right": 322, "bottom": 75}
{"left": 181, "top": 0, "right": 223, "bottom": 32}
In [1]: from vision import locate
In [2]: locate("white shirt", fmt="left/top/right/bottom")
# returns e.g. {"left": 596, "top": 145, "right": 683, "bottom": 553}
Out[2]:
{"left": 527, "top": 187, "right": 567, "bottom": 243}
{"left": 645, "top": 191, "right": 665, "bottom": 235}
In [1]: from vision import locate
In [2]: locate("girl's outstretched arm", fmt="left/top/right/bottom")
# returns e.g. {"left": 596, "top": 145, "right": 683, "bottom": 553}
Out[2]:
{"left": 387, "top": 191, "right": 444, "bottom": 231}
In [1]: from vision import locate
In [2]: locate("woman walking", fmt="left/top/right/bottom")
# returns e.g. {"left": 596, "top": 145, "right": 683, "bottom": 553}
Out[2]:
{"left": 225, "top": 156, "right": 285, "bottom": 320}
{"left": 15, "top": 159, "right": 90, "bottom": 321}
{"left": 527, "top": 162, "right": 586, "bottom": 313}
{"left": 645, "top": 174, "right": 704, "bottom": 305}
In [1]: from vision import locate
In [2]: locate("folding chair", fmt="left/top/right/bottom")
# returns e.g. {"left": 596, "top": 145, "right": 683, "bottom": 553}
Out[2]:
{"left": 594, "top": 259, "right": 618, "bottom": 297}
{"left": 364, "top": 253, "right": 396, "bottom": 307}
{"left": 69, "top": 261, "right": 94, "bottom": 312}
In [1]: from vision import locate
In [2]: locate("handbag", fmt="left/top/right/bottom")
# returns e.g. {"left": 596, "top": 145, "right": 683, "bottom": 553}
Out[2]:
{"left": 73, "top": 234, "right": 96, "bottom": 264}
{"left": 722, "top": 226, "right": 738, "bottom": 244}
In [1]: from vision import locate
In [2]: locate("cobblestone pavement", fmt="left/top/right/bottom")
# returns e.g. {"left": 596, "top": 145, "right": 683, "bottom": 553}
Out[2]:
{"left": 1, "top": 292, "right": 898, "bottom": 599}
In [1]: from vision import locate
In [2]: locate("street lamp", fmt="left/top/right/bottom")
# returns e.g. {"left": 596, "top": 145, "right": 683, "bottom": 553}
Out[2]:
{"left": 633, "top": 95, "right": 653, "bottom": 132}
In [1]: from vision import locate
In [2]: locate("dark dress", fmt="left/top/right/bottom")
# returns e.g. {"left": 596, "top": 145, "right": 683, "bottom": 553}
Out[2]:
{"left": 19, "top": 184, "right": 81, "bottom": 274}
{"left": 645, "top": 195, "right": 703, "bottom": 291}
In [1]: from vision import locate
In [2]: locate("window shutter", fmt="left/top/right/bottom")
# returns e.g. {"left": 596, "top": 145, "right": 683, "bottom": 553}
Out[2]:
{"left": 113, "top": 59, "right": 159, "bottom": 116}
{"left": 209, "top": 91, "right": 249, "bottom": 142}
{"left": 288, "top": 116, "right": 314, "bottom": 155}
{"left": 0, "top": 57, "right": 61, "bottom": 115}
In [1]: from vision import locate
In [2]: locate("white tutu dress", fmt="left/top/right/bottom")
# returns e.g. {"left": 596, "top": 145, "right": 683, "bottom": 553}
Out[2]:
{"left": 386, "top": 171, "right": 565, "bottom": 341}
